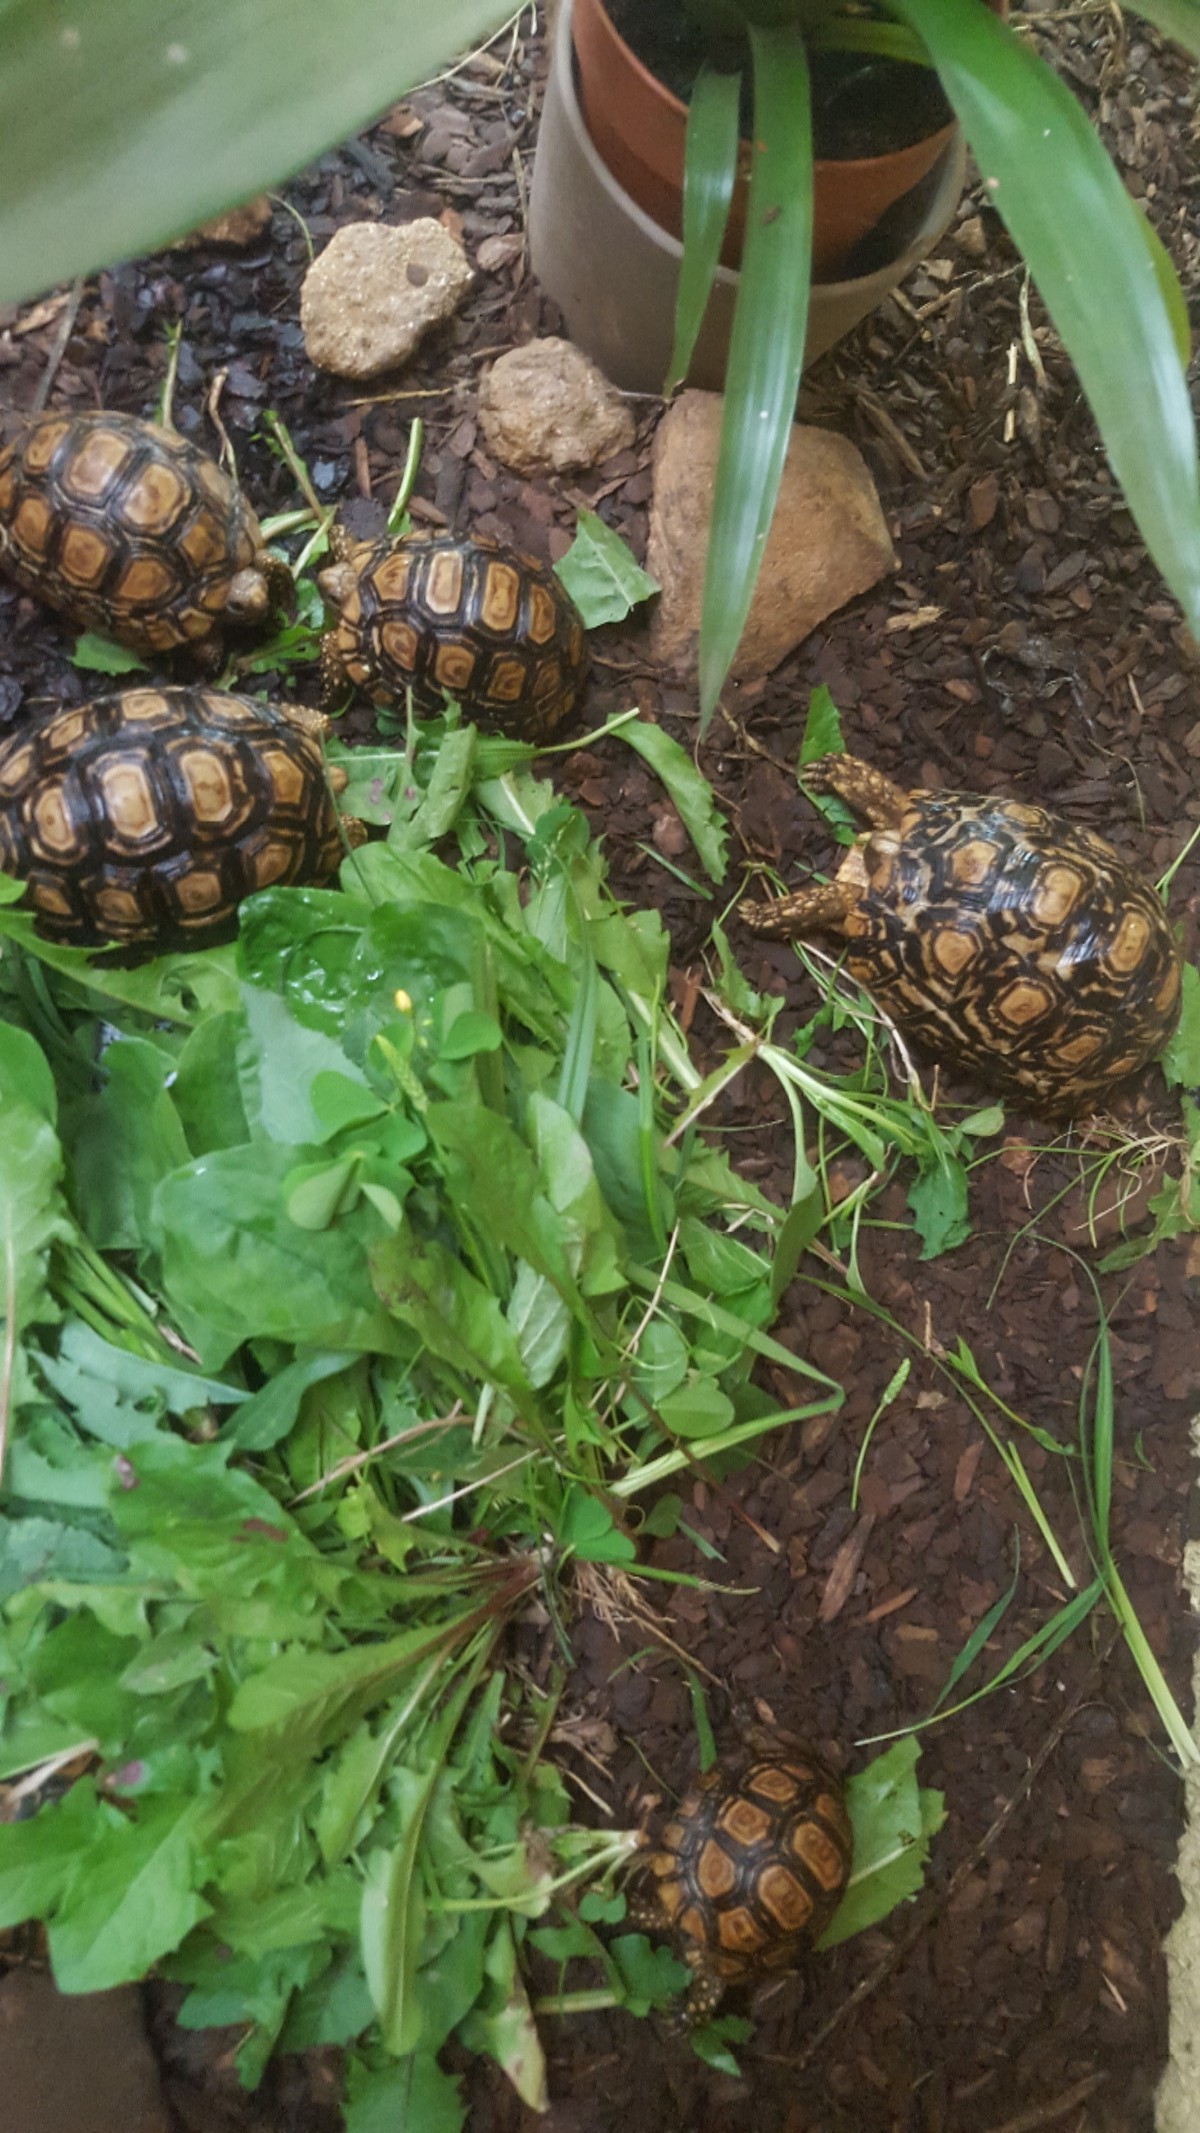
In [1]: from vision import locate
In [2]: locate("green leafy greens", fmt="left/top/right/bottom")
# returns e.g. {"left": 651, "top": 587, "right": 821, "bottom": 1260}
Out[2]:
{"left": 0, "top": 726, "right": 870, "bottom": 2114}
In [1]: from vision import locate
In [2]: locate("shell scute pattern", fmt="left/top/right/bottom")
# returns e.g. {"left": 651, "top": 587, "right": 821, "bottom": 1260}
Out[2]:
{"left": 636, "top": 1750, "right": 852, "bottom": 2025}
{"left": 0, "top": 411, "right": 286, "bottom": 657}
{"left": 0, "top": 687, "right": 356, "bottom": 952}
{"left": 853, "top": 792, "right": 1180, "bottom": 1102}
{"left": 739, "top": 756, "right": 1183, "bottom": 1115}
{"left": 319, "top": 530, "right": 588, "bottom": 739}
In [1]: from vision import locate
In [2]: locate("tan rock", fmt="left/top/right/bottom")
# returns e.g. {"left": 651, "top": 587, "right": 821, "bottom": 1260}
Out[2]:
{"left": 478, "top": 337, "right": 635, "bottom": 476}
{"left": 955, "top": 214, "right": 988, "bottom": 259}
{"left": 300, "top": 219, "right": 473, "bottom": 381}
{"left": 647, "top": 391, "right": 894, "bottom": 681}
{"left": 178, "top": 194, "right": 273, "bottom": 249}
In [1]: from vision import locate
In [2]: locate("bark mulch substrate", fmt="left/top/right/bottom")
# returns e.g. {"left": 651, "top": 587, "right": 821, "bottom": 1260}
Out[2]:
{"left": 1, "top": 7, "right": 1197, "bottom": 2131}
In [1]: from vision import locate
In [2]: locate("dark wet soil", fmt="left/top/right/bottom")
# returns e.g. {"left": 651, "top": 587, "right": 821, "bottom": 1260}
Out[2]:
{"left": 0, "top": 4, "right": 1197, "bottom": 2131}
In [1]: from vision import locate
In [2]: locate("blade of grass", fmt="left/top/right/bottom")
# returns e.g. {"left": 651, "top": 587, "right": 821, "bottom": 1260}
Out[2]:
{"left": 998, "top": 1437, "right": 1077, "bottom": 1591}
{"left": 686, "top": 1670, "right": 718, "bottom": 1773}
{"left": 1083, "top": 1318, "right": 1114, "bottom": 1550}
{"left": 698, "top": 24, "right": 813, "bottom": 727}
{"left": 634, "top": 845, "right": 715, "bottom": 899}
{"left": 1102, "top": 1563, "right": 1198, "bottom": 1766}
{"left": 828, "top": 1245, "right": 1195, "bottom": 1762}
{"left": 635, "top": 1025, "right": 668, "bottom": 1256}
{"left": 665, "top": 65, "right": 742, "bottom": 394}
{"left": 849, "top": 1358, "right": 911, "bottom": 1510}
{"left": 556, "top": 932, "right": 598, "bottom": 1128}
{"left": 858, "top": 1581, "right": 1103, "bottom": 1745}
{"left": 156, "top": 321, "right": 182, "bottom": 429}
{"left": 926, "top": 1536, "right": 1021, "bottom": 1717}
{"left": 1157, "top": 816, "right": 1200, "bottom": 898}
{"left": 944, "top": 1334, "right": 1070, "bottom": 1458}
{"left": 626, "top": 1268, "right": 844, "bottom": 1393}
{"left": 387, "top": 420, "right": 425, "bottom": 534}
{"left": 1072, "top": 1268, "right": 1200, "bottom": 1766}
{"left": 610, "top": 1399, "right": 838, "bottom": 1499}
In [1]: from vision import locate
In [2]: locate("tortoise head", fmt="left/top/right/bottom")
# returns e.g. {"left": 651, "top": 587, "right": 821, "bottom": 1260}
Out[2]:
{"left": 224, "top": 566, "right": 271, "bottom": 623}
{"left": 225, "top": 551, "right": 294, "bottom": 627}
{"left": 316, "top": 559, "right": 360, "bottom": 613}
{"left": 318, "top": 516, "right": 384, "bottom": 603}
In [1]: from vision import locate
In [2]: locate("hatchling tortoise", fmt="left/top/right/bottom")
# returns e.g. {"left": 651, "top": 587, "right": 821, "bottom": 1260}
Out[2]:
{"left": 739, "top": 753, "right": 1183, "bottom": 1115}
{"left": 629, "top": 1744, "right": 852, "bottom": 2025}
{"left": 0, "top": 686, "right": 361, "bottom": 951}
{"left": 0, "top": 410, "right": 290, "bottom": 659}
{"left": 317, "top": 528, "right": 588, "bottom": 738}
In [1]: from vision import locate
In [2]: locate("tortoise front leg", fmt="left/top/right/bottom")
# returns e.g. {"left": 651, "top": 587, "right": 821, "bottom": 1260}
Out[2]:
{"left": 680, "top": 1962, "right": 727, "bottom": 2029}
{"left": 319, "top": 630, "right": 353, "bottom": 709}
{"left": 802, "top": 753, "right": 907, "bottom": 829}
{"left": 623, "top": 1901, "right": 725, "bottom": 2030}
{"left": 739, "top": 879, "right": 853, "bottom": 939}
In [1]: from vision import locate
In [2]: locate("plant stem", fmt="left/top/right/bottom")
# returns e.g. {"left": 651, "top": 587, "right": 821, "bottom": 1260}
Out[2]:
{"left": 387, "top": 419, "right": 425, "bottom": 533}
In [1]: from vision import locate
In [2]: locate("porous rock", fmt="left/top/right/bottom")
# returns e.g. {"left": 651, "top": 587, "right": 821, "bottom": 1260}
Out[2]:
{"left": 300, "top": 220, "right": 473, "bottom": 381}
{"left": 477, "top": 337, "right": 635, "bottom": 475}
{"left": 647, "top": 391, "right": 894, "bottom": 681}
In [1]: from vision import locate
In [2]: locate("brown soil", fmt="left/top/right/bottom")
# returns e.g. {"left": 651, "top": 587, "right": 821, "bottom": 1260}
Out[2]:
{"left": 0, "top": 7, "right": 1197, "bottom": 2132}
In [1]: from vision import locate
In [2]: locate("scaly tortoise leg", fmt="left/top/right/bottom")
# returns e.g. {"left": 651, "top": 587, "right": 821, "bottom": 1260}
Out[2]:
{"left": 622, "top": 1898, "right": 725, "bottom": 2030}
{"left": 738, "top": 878, "right": 853, "bottom": 940}
{"left": 263, "top": 553, "right": 298, "bottom": 620}
{"left": 318, "top": 629, "right": 353, "bottom": 709}
{"left": 801, "top": 752, "right": 907, "bottom": 829}
{"left": 740, "top": 754, "right": 903, "bottom": 937}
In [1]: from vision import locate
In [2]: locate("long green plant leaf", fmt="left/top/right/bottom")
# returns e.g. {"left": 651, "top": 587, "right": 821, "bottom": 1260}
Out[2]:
{"left": 666, "top": 66, "right": 742, "bottom": 394}
{"left": 697, "top": 24, "right": 813, "bottom": 729}
{"left": 893, "top": 0, "right": 1200, "bottom": 637}
{"left": 0, "top": 0, "right": 516, "bottom": 305}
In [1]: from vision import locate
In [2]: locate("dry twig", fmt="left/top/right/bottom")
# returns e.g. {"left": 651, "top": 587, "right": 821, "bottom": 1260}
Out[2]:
{"left": 29, "top": 279, "right": 84, "bottom": 414}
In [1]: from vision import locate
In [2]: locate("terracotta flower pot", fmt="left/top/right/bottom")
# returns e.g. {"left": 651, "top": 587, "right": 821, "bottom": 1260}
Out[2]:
{"left": 528, "top": 0, "right": 967, "bottom": 393}
{"left": 571, "top": 0, "right": 956, "bottom": 282}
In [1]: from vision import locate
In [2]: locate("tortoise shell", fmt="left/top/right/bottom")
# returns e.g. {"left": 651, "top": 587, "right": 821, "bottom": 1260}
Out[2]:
{"left": 0, "top": 686, "right": 356, "bottom": 950}
{"left": 636, "top": 1749, "right": 852, "bottom": 2025}
{"left": 318, "top": 529, "right": 587, "bottom": 738}
{"left": 739, "top": 753, "right": 1183, "bottom": 1116}
{"left": 0, "top": 410, "right": 287, "bottom": 657}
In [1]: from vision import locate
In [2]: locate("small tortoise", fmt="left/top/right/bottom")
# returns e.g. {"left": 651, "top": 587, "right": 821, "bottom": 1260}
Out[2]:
{"left": 318, "top": 528, "right": 588, "bottom": 738}
{"left": 0, "top": 686, "right": 361, "bottom": 951}
{"left": 739, "top": 753, "right": 1183, "bottom": 1115}
{"left": 630, "top": 1744, "right": 852, "bottom": 2025}
{"left": 0, "top": 410, "right": 290, "bottom": 659}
